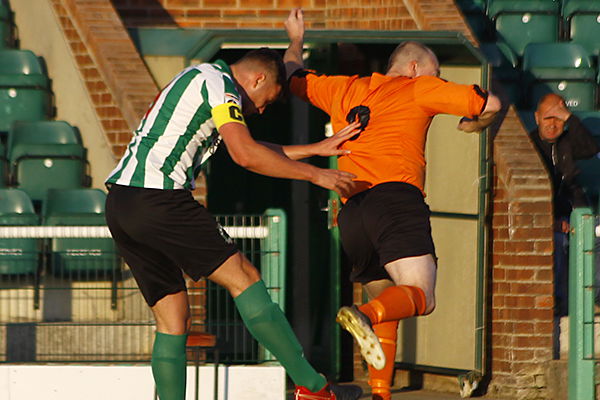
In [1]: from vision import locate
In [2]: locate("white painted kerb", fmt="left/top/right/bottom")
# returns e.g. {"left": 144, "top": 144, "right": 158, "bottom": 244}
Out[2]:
{"left": 0, "top": 364, "right": 285, "bottom": 400}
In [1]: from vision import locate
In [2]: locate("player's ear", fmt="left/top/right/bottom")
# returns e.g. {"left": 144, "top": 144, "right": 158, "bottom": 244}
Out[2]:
{"left": 254, "top": 72, "right": 267, "bottom": 89}
{"left": 409, "top": 61, "right": 418, "bottom": 78}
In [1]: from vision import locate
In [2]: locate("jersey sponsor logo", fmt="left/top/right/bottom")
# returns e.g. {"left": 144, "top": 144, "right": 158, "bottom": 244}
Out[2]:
{"left": 211, "top": 102, "right": 246, "bottom": 129}
{"left": 346, "top": 105, "right": 371, "bottom": 140}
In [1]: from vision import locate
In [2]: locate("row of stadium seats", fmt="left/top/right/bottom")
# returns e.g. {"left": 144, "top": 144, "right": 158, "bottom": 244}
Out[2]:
{"left": 458, "top": 0, "right": 600, "bottom": 57}
{"left": 481, "top": 41, "right": 600, "bottom": 110}
{"left": 0, "top": 120, "right": 91, "bottom": 206}
{"left": 0, "top": 7, "right": 92, "bottom": 211}
{"left": 0, "top": 3, "right": 112, "bottom": 280}
{"left": 0, "top": 188, "right": 118, "bottom": 277}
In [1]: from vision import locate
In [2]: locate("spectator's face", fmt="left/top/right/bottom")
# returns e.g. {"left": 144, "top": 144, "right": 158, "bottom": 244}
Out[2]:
{"left": 535, "top": 101, "right": 566, "bottom": 143}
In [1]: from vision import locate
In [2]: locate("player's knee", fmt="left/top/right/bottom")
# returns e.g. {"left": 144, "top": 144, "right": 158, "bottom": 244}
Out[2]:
{"left": 422, "top": 295, "right": 436, "bottom": 315}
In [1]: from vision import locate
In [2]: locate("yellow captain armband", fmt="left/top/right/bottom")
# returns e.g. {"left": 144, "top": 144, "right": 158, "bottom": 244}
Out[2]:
{"left": 212, "top": 102, "right": 246, "bottom": 129}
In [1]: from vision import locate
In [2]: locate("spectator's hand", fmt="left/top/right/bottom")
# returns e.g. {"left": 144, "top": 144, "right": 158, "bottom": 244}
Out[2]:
{"left": 312, "top": 121, "right": 361, "bottom": 157}
{"left": 544, "top": 99, "right": 571, "bottom": 122}
{"left": 554, "top": 219, "right": 570, "bottom": 233}
{"left": 285, "top": 8, "right": 304, "bottom": 43}
{"left": 311, "top": 168, "right": 356, "bottom": 198}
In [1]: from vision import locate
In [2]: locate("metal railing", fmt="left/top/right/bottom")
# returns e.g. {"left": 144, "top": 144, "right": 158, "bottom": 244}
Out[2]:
{"left": 0, "top": 208, "right": 287, "bottom": 364}
{"left": 568, "top": 207, "right": 600, "bottom": 400}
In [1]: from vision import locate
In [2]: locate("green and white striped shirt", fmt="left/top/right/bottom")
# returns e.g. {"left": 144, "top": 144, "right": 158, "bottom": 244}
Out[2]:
{"left": 106, "top": 60, "right": 243, "bottom": 190}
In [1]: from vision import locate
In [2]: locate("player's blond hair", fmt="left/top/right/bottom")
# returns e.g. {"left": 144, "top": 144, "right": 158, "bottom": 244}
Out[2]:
{"left": 386, "top": 41, "right": 437, "bottom": 73}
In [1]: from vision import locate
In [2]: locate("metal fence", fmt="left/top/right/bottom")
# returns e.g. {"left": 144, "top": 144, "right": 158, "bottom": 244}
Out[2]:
{"left": 568, "top": 207, "right": 600, "bottom": 400}
{"left": 0, "top": 208, "right": 286, "bottom": 364}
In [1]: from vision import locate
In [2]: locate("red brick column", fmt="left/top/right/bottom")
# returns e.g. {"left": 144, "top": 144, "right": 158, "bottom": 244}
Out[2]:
{"left": 57, "top": 0, "right": 157, "bottom": 157}
{"left": 489, "top": 106, "right": 555, "bottom": 399}
{"left": 50, "top": 0, "right": 134, "bottom": 157}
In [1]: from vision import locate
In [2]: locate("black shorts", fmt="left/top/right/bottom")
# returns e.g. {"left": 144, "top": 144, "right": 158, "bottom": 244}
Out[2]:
{"left": 105, "top": 184, "right": 238, "bottom": 306}
{"left": 337, "top": 182, "right": 436, "bottom": 284}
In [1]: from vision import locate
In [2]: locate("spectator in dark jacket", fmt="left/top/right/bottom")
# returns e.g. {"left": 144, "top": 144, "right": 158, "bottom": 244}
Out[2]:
{"left": 530, "top": 93, "right": 600, "bottom": 319}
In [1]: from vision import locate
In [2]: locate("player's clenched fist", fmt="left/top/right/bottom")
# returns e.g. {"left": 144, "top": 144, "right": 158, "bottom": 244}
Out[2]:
{"left": 285, "top": 8, "right": 304, "bottom": 43}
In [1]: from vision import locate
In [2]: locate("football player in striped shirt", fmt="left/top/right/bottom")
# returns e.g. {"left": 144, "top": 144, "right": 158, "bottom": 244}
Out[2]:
{"left": 105, "top": 48, "right": 362, "bottom": 400}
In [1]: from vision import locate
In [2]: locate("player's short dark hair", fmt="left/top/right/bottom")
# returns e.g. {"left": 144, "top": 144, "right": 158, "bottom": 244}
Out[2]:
{"left": 238, "top": 48, "right": 287, "bottom": 95}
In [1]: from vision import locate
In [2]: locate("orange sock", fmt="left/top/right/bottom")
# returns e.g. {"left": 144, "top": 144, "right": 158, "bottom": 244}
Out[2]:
{"left": 359, "top": 285, "right": 427, "bottom": 324}
{"left": 368, "top": 320, "right": 398, "bottom": 400}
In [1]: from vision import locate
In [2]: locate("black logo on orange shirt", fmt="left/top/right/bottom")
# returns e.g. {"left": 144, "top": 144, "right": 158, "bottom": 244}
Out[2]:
{"left": 346, "top": 105, "right": 371, "bottom": 140}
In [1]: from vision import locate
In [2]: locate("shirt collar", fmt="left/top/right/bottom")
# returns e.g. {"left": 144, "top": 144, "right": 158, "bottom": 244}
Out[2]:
{"left": 213, "top": 59, "right": 233, "bottom": 77}
{"left": 369, "top": 72, "right": 403, "bottom": 90}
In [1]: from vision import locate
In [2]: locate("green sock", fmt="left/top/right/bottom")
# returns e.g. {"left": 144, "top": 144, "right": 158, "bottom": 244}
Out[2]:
{"left": 152, "top": 332, "right": 187, "bottom": 400}
{"left": 234, "top": 280, "right": 326, "bottom": 392}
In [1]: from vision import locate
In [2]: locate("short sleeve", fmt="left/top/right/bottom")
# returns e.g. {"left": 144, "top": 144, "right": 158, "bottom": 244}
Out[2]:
{"left": 413, "top": 76, "right": 488, "bottom": 118}
{"left": 289, "top": 69, "right": 352, "bottom": 115}
{"left": 203, "top": 67, "right": 242, "bottom": 110}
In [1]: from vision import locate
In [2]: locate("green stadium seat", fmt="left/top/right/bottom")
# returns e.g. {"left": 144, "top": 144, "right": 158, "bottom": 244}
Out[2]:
{"left": 7, "top": 121, "right": 90, "bottom": 205}
{"left": 0, "top": 189, "right": 39, "bottom": 275}
{"left": 0, "top": 49, "right": 52, "bottom": 133}
{"left": 43, "top": 189, "right": 119, "bottom": 279}
{"left": 564, "top": 1, "right": 600, "bottom": 57}
{"left": 489, "top": 0, "right": 560, "bottom": 57}
{"left": 522, "top": 43, "right": 596, "bottom": 110}
{"left": 480, "top": 42, "right": 521, "bottom": 105}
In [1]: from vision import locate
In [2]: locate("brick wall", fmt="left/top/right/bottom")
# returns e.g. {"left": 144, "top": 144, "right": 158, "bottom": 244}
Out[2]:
{"left": 52, "top": 0, "right": 156, "bottom": 158}
{"left": 112, "top": 0, "right": 475, "bottom": 43}
{"left": 488, "top": 106, "right": 554, "bottom": 399}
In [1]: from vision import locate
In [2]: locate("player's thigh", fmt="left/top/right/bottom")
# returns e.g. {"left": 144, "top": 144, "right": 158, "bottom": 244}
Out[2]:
{"left": 207, "top": 252, "right": 261, "bottom": 298}
{"left": 138, "top": 189, "right": 240, "bottom": 283}
{"left": 360, "top": 183, "right": 436, "bottom": 270}
{"left": 338, "top": 194, "right": 378, "bottom": 273}
{"left": 384, "top": 254, "right": 437, "bottom": 304}
{"left": 106, "top": 186, "right": 187, "bottom": 307}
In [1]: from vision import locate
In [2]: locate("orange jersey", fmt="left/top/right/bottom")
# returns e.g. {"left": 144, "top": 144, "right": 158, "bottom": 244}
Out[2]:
{"left": 290, "top": 71, "right": 488, "bottom": 200}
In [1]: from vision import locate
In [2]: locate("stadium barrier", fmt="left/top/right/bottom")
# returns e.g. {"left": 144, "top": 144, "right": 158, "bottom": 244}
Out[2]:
{"left": 568, "top": 207, "right": 600, "bottom": 400}
{"left": 0, "top": 208, "right": 286, "bottom": 364}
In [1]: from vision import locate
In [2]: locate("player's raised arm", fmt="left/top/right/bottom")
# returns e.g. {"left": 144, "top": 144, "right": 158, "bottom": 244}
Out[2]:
{"left": 284, "top": 8, "right": 305, "bottom": 79}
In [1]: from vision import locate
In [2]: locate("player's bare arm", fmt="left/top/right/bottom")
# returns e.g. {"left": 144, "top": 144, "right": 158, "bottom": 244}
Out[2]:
{"left": 259, "top": 121, "right": 359, "bottom": 160}
{"left": 458, "top": 92, "right": 502, "bottom": 133}
{"left": 284, "top": 8, "right": 305, "bottom": 79}
{"left": 219, "top": 121, "right": 356, "bottom": 197}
